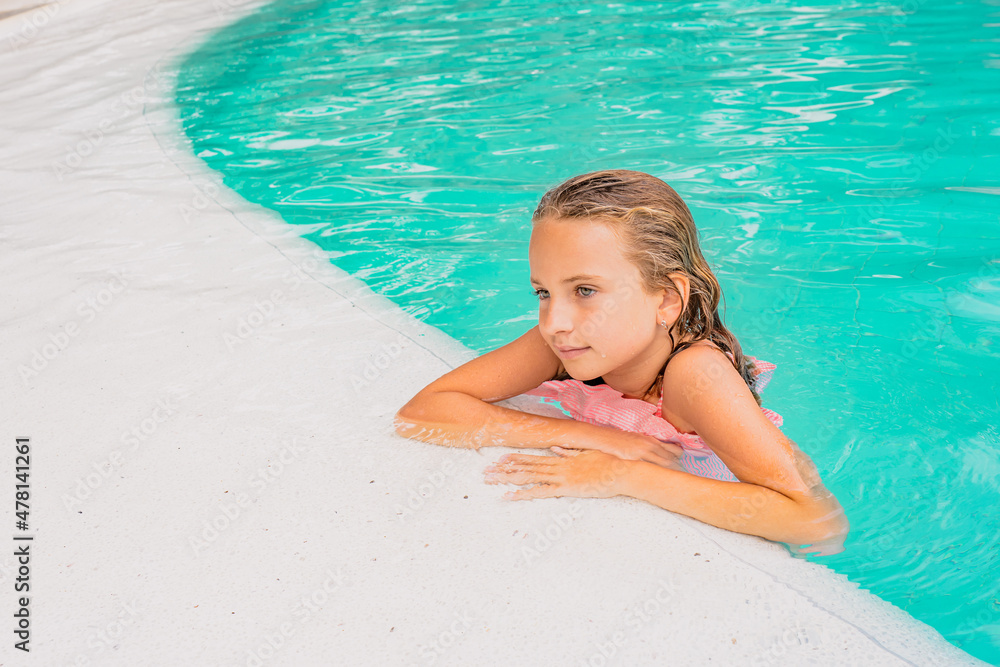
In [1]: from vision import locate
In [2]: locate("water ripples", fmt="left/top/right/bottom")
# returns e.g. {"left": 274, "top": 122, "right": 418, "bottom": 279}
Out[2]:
{"left": 174, "top": 0, "right": 1000, "bottom": 661}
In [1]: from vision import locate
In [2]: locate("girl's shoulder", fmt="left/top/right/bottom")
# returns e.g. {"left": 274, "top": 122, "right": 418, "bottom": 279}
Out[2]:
{"left": 661, "top": 340, "right": 747, "bottom": 394}
{"left": 670, "top": 341, "right": 776, "bottom": 391}
{"left": 670, "top": 338, "right": 733, "bottom": 365}
{"left": 687, "top": 338, "right": 726, "bottom": 354}
{"left": 658, "top": 339, "right": 738, "bottom": 433}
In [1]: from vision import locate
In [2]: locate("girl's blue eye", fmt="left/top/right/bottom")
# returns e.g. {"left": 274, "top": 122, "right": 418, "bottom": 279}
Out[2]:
{"left": 531, "top": 287, "right": 596, "bottom": 299}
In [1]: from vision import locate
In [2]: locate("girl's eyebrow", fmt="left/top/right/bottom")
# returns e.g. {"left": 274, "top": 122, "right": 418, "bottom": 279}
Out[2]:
{"left": 530, "top": 274, "right": 604, "bottom": 285}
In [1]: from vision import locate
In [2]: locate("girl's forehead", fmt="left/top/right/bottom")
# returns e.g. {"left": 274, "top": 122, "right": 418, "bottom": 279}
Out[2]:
{"left": 529, "top": 224, "right": 640, "bottom": 286}
{"left": 530, "top": 218, "right": 622, "bottom": 254}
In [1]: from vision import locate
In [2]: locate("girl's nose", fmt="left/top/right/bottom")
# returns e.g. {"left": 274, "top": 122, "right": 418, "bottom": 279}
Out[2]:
{"left": 539, "top": 299, "right": 575, "bottom": 336}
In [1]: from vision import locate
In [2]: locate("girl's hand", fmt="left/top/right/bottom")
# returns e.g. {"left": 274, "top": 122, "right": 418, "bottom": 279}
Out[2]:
{"left": 483, "top": 446, "right": 634, "bottom": 500}
{"left": 787, "top": 534, "right": 847, "bottom": 558}
{"left": 589, "top": 432, "right": 683, "bottom": 469}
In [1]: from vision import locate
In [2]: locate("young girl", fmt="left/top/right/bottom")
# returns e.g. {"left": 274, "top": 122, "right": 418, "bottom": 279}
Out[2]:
{"left": 394, "top": 169, "right": 849, "bottom": 557}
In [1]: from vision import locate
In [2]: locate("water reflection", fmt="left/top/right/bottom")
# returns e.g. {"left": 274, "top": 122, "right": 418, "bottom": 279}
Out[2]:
{"left": 175, "top": 0, "right": 1000, "bottom": 661}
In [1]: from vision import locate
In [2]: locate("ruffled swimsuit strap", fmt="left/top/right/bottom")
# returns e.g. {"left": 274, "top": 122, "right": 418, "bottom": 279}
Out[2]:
{"left": 654, "top": 345, "right": 738, "bottom": 418}
{"left": 655, "top": 348, "right": 777, "bottom": 408}
{"left": 653, "top": 348, "right": 782, "bottom": 437}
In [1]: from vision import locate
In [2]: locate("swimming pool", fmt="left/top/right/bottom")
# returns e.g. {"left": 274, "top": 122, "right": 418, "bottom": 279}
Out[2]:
{"left": 174, "top": 0, "right": 1000, "bottom": 661}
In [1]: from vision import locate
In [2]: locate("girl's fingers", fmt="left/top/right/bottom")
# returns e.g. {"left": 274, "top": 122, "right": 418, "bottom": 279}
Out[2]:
{"left": 794, "top": 538, "right": 844, "bottom": 557}
{"left": 505, "top": 483, "right": 559, "bottom": 500}
{"left": 662, "top": 443, "right": 683, "bottom": 457}
{"left": 494, "top": 453, "right": 556, "bottom": 466}
{"left": 484, "top": 469, "right": 551, "bottom": 486}
{"left": 487, "top": 458, "right": 554, "bottom": 473}
{"left": 643, "top": 451, "right": 678, "bottom": 468}
{"left": 653, "top": 441, "right": 683, "bottom": 457}
{"left": 658, "top": 456, "right": 686, "bottom": 472}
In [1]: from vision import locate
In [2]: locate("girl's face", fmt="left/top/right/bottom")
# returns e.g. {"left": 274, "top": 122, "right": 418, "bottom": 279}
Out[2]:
{"left": 529, "top": 217, "right": 686, "bottom": 395}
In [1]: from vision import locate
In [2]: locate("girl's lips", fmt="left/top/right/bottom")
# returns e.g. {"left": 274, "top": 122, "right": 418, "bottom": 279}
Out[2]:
{"left": 556, "top": 346, "right": 589, "bottom": 359}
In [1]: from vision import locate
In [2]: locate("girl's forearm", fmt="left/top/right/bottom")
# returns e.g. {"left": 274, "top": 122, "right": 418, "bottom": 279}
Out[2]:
{"left": 394, "top": 390, "right": 628, "bottom": 452}
{"left": 613, "top": 459, "right": 848, "bottom": 547}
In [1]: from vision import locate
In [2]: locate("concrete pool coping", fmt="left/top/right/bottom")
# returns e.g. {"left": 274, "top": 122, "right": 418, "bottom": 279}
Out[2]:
{"left": 0, "top": 0, "right": 987, "bottom": 664}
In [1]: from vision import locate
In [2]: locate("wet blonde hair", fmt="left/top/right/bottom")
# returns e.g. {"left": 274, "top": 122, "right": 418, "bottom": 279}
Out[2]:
{"left": 534, "top": 169, "right": 763, "bottom": 406}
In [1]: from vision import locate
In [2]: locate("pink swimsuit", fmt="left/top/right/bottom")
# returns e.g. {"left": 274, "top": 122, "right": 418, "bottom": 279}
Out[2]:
{"left": 521, "top": 353, "right": 783, "bottom": 482}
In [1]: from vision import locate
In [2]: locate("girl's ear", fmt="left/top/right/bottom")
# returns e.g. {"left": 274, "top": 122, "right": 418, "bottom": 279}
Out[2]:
{"left": 659, "top": 273, "right": 691, "bottom": 324}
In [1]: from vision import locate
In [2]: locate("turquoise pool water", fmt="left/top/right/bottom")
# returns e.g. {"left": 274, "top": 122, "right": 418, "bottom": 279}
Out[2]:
{"left": 174, "top": 0, "right": 1000, "bottom": 661}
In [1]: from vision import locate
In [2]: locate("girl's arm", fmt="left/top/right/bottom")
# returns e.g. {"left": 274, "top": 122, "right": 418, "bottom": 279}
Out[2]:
{"left": 614, "top": 458, "right": 846, "bottom": 551}
{"left": 396, "top": 388, "right": 625, "bottom": 451}
{"left": 484, "top": 344, "right": 849, "bottom": 553}
{"left": 621, "top": 344, "right": 849, "bottom": 550}
{"left": 394, "top": 325, "right": 681, "bottom": 466}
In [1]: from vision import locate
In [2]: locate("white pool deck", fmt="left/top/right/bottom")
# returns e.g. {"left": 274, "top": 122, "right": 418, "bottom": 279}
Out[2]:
{"left": 0, "top": 0, "right": 988, "bottom": 665}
